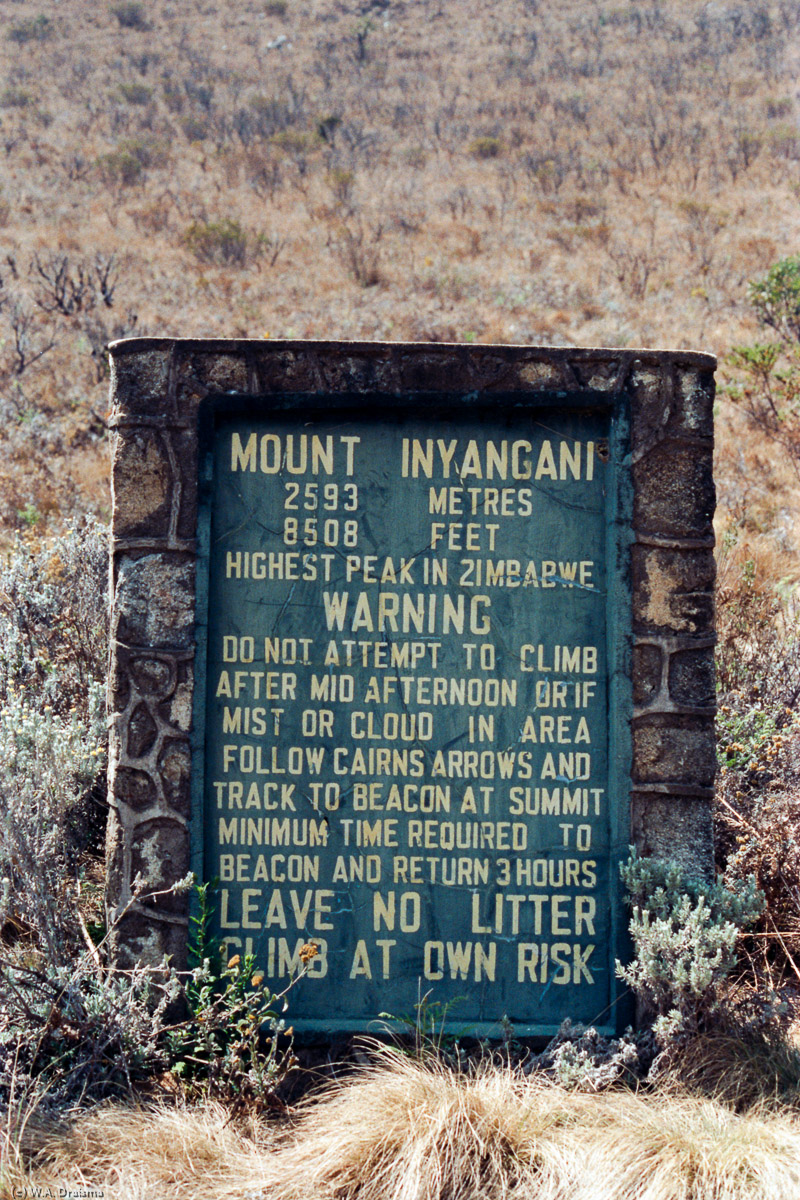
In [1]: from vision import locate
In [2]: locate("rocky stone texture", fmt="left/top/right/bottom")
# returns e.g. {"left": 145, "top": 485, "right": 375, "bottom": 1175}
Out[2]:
{"left": 106, "top": 340, "right": 716, "bottom": 965}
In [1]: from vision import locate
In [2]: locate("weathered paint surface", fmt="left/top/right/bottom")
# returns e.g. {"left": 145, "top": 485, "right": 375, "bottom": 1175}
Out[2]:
{"left": 198, "top": 404, "right": 626, "bottom": 1034}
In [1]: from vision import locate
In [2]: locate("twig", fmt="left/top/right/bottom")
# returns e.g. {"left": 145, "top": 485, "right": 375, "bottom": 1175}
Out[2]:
{"left": 767, "top": 913, "right": 800, "bottom": 985}
{"left": 73, "top": 878, "right": 103, "bottom": 972}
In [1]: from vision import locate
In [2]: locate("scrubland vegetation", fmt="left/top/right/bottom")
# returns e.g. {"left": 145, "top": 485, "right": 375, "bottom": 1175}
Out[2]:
{"left": 2, "top": 0, "right": 800, "bottom": 1195}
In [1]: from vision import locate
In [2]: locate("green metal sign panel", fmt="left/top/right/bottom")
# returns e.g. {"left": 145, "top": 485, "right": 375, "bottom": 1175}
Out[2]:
{"left": 194, "top": 395, "right": 632, "bottom": 1036}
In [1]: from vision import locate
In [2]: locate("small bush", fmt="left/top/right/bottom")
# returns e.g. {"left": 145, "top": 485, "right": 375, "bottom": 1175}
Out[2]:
{"left": 766, "top": 96, "right": 794, "bottom": 119}
{"left": 117, "top": 82, "right": 153, "bottom": 105}
{"left": 270, "top": 129, "right": 318, "bottom": 155}
{"left": 0, "top": 519, "right": 108, "bottom": 717}
{"left": 110, "top": 2, "right": 148, "bottom": 29}
{"left": 96, "top": 148, "right": 143, "bottom": 187}
{"left": 0, "top": 520, "right": 109, "bottom": 857}
{"left": 714, "top": 546, "right": 800, "bottom": 986}
{"left": 749, "top": 256, "right": 800, "bottom": 342}
{"left": 0, "top": 525, "right": 302, "bottom": 1113}
{"left": 7, "top": 15, "right": 52, "bottom": 44}
{"left": 617, "top": 849, "right": 763, "bottom": 1043}
{"left": 0, "top": 953, "right": 182, "bottom": 1108}
{"left": 165, "top": 883, "right": 313, "bottom": 1109}
{"left": 162, "top": 80, "right": 184, "bottom": 113}
{"left": 0, "top": 87, "right": 34, "bottom": 109}
{"left": 530, "top": 1019, "right": 651, "bottom": 1090}
{"left": 180, "top": 115, "right": 209, "bottom": 141}
{"left": 185, "top": 80, "right": 214, "bottom": 112}
{"left": 468, "top": 136, "right": 503, "bottom": 159}
{"left": 327, "top": 167, "right": 355, "bottom": 207}
{"left": 0, "top": 681, "right": 104, "bottom": 962}
{"left": 96, "top": 136, "right": 170, "bottom": 186}
{"left": 334, "top": 216, "right": 383, "bottom": 287}
{"left": 183, "top": 218, "right": 263, "bottom": 267}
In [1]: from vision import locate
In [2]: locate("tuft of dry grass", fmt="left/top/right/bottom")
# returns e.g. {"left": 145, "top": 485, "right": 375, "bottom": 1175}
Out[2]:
{"left": 15, "top": 1100, "right": 281, "bottom": 1200}
{"left": 655, "top": 1028, "right": 800, "bottom": 1114}
{"left": 262, "top": 1052, "right": 578, "bottom": 1200}
{"left": 15, "top": 1054, "right": 800, "bottom": 1200}
{"left": 257, "top": 1053, "right": 800, "bottom": 1200}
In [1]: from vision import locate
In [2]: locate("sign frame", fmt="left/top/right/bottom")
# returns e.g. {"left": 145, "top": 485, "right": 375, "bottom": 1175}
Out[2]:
{"left": 105, "top": 339, "right": 717, "bottom": 1041}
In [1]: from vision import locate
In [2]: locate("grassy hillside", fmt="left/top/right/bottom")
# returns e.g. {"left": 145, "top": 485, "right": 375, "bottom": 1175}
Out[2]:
{"left": 1, "top": 0, "right": 800, "bottom": 544}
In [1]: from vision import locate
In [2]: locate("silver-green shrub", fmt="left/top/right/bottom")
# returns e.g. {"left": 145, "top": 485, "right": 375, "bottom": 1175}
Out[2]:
{"left": 0, "top": 517, "right": 108, "bottom": 715}
{"left": 529, "top": 1018, "right": 648, "bottom": 1090}
{"left": 616, "top": 848, "right": 763, "bottom": 1043}
{"left": 0, "top": 682, "right": 104, "bottom": 962}
{"left": 0, "top": 953, "right": 182, "bottom": 1106}
{"left": 0, "top": 518, "right": 109, "bottom": 958}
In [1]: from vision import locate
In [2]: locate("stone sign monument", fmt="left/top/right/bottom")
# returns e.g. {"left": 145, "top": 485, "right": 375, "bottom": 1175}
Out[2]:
{"left": 106, "top": 340, "right": 716, "bottom": 1037}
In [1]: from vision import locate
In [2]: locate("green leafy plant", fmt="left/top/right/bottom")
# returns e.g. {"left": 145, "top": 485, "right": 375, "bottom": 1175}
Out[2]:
{"left": 726, "top": 340, "right": 800, "bottom": 466}
{"left": 166, "top": 881, "right": 316, "bottom": 1109}
{"left": 378, "top": 990, "right": 470, "bottom": 1065}
{"left": 749, "top": 256, "right": 800, "bottom": 343}
{"left": 616, "top": 849, "right": 763, "bottom": 1043}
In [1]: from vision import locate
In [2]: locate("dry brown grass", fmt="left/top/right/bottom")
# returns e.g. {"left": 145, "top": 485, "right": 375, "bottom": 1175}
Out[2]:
{"left": 11, "top": 1055, "right": 800, "bottom": 1200}
{"left": 7, "top": 1099, "right": 281, "bottom": 1200}
{"left": 0, "top": 0, "right": 800, "bottom": 539}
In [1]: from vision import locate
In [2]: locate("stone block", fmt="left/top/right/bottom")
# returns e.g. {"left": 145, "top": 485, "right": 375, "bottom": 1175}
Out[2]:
{"left": 629, "top": 365, "right": 671, "bottom": 457}
{"left": 516, "top": 357, "right": 577, "bottom": 390}
{"left": 254, "top": 348, "right": 320, "bottom": 394}
{"left": 632, "top": 545, "right": 715, "bottom": 635}
{"left": 110, "top": 910, "right": 188, "bottom": 969}
{"left": 127, "top": 701, "right": 158, "bottom": 759}
{"left": 172, "top": 428, "right": 199, "bottom": 540}
{"left": 633, "top": 714, "right": 716, "bottom": 787}
{"left": 114, "top": 765, "right": 158, "bottom": 811}
{"left": 633, "top": 643, "right": 662, "bottom": 707}
{"left": 128, "top": 653, "right": 177, "bottom": 699}
{"left": 191, "top": 351, "right": 249, "bottom": 393}
{"left": 158, "top": 739, "right": 192, "bottom": 816}
{"left": 631, "top": 793, "right": 714, "bottom": 879}
{"left": 569, "top": 356, "right": 623, "bottom": 392}
{"left": 633, "top": 439, "right": 714, "bottom": 538}
{"left": 675, "top": 368, "right": 715, "bottom": 438}
{"left": 668, "top": 645, "right": 715, "bottom": 708}
{"left": 112, "top": 555, "right": 195, "bottom": 650}
{"left": 175, "top": 350, "right": 248, "bottom": 416}
{"left": 109, "top": 655, "right": 131, "bottom": 712}
{"left": 110, "top": 347, "right": 172, "bottom": 420}
{"left": 130, "top": 817, "right": 190, "bottom": 913}
{"left": 112, "top": 427, "right": 172, "bottom": 539}
{"left": 161, "top": 662, "right": 193, "bottom": 732}
{"left": 104, "top": 806, "right": 126, "bottom": 895}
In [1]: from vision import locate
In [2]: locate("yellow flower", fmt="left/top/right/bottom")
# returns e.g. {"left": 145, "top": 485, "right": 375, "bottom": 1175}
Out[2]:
{"left": 227, "top": 954, "right": 241, "bottom": 969}
{"left": 299, "top": 942, "right": 319, "bottom": 964}
{"left": 251, "top": 974, "right": 264, "bottom": 988}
